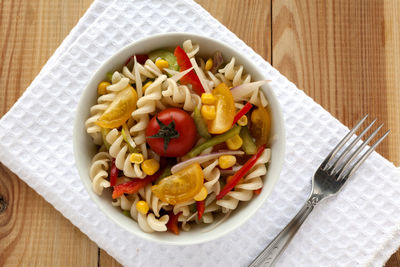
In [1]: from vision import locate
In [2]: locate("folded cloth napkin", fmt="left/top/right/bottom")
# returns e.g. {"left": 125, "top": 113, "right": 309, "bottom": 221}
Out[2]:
{"left": 1, "top": 0, "right": 399, "bottom": 266}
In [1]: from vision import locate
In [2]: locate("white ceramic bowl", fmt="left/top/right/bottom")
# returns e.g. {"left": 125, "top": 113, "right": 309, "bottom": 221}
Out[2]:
{"left": 74, "top": 32, "right": 285, "bottom": 245}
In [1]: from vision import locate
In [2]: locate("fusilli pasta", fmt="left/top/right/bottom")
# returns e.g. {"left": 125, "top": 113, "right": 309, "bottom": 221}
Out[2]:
{"left": 218, "top": 57, "right": 251, "bottom": 87}
{"left": 89, "top": 151, "right": 112, "bottom": 195}
{"left": 130, "top": 74, "right": 167, "bottom": 158}
{"left": 138, "top": 184, "right": 169, "bottom": 217}
{"left": 161, "top": 78, "right": 201, "bottom": 112}
{"left": 106, "top": 128, "right": 145, "bottom": 178}
{"left": 183, "top": 40, "right": 199, "bottom": 58}
{"left": 216, "top": 149, "right": 271, "bottom": 212}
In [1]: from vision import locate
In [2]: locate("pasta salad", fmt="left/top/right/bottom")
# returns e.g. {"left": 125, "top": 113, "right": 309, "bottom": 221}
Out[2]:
{"left": 85, "top": 40, "right": 272, "bottom": 234}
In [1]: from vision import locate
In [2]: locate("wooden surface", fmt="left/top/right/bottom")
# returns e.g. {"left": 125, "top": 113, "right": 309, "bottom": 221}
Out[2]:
{"left": 0, "top": 0, "right": 399, "bottom": 266}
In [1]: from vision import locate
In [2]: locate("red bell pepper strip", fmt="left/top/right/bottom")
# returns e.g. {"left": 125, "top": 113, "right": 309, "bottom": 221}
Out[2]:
{"left": 196, "top": 200, "right": 205, "bottom": 220}
{"left": 166, "top": 211, "right": 182, "bottom": 235}
{"left": 232, "top": 102, "right": 253, "bottom": 125}
{"left": 217, "top": 145, "right": 266, "bottom": 200}
{"left": 254, "top": 187, "right": 262, "bottom": 195}
{"left": 174, "top": 46, "right": 205, "bottom": 96}
{"left": 125, "top": 54, "right": 149, "bottom": 66}
{"left": 112, "top": 168, "right": 163, "bottom": 199}
{"left": 109, "top": 159, "right": 118, "bottom": 187}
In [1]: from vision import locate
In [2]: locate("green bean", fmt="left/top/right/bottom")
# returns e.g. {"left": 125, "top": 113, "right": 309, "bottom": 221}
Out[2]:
{"left": 193, "top": 107, "right": 211, "bottom": 139}
{"left": 240, "top": 126, "right": 257, "bottom": 155}
{"left": 185, "top": 125, "right": 242, "bottom": 158}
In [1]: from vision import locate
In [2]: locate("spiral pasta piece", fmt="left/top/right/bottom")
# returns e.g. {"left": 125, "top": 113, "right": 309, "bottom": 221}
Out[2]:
{"left": 112, "top": 194, "right": 140, "bottom": 221}
{"left": 173, "top": 199, "right": 195, "bottom": 217}
{"left": 122, "top": 59, "right": 161, "bottom": 84}
{"left": 216, "top": 149, "right": 271, "bottom": 211}
{"left": 236, "top": 149, "right": 271, "bottom": 191}
{"left": 138, "top": 184, "right": 169, "bottom": 217}
{"left": 218, "top": 57, "right": 251, "bottom": 87}
{"left": 130, "top": 75, "right": 166, "bottom": 159}
{"left": 202, "top": 159, "right": 221, "bottom": 195}
{"left": 183, "top": 39, "right": 199, "bottom": 58}
{"left": 106, "top": 128, "right": 145, "bottom": 178}
{"left": 161, "top": 78, "right": 201, "bottom": 112}
{"left": 112, "top": 189, "right": 170, "bottom": 233}
{"left": 206, "top": 71, "right": 222, "bottom": 87}
{"left": 138, "top": 213, "right": 169, "bottom": 233}
{"left": 89, "top": 151, "right": 112, "bottom": 195}
{"left": 134, "top": 184, "right": 170, "bottom": 232}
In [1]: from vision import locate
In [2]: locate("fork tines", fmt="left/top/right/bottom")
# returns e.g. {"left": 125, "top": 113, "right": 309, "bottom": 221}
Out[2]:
{"left": 322, "top": 114, "right": 390, "bottom": 180}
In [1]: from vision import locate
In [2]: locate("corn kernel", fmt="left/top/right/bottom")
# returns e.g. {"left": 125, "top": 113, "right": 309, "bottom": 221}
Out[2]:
{"left": 141, "top": 159, "right": 160, "bottom": 175}
{"left": 97, "top": 81, "right": 111, "bottom": 95}
{"left": 237, "top": 115, "right": 248, "bottom": 126}
{"left": 155, "top": 59, "right": 169, "bottom": 70}
{"left": 201, "top": 93, "right": 216, "bottom": 105}
{"left": 205, "top": 58, "right": 213, "bottom": 71}
{"left": 142, "top": 81, "right": 153, "bottom": 93}
{"left": 226, "top": 134, "right": 243, "bottom": 150}
{"left": 201, "top": 105, "right": 216, "bottom": 120}
{"left": 130, "top": 153, "right": 144, "bottom": 164}
{"left": 194, "top": 186, "right": 208, "bottom": 201}
{"left": 218, "top": 155, "right": 237, "bottom": 169}
{"left": 136, "top": 201, "right": 149, "bottom": 215}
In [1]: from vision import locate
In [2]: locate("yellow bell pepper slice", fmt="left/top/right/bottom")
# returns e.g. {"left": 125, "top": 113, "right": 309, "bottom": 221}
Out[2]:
{"left": 250, "top": 105, "right": 271, "bottom": 146}
{"left": 151, "top": 163, "right": 204, "bottom": 205}
{"left": 207, "top": 83, "right": 235, "bottom": 134}
{"left": 95, "top": 86, "right": 138, "bottom": 129}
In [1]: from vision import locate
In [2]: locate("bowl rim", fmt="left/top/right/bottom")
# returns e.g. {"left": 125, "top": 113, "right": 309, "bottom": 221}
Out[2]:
{"left": 73, "top": 32, "right": 286, "bottom": 245}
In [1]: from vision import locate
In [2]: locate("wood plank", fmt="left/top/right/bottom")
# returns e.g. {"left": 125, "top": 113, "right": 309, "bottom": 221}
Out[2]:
{"left": 272, "top": 0, "right": 400, "bottom": 266}
{"left": 272, "top": 0, "right": 400, "bottom": 165}
{"left": 0, "top": 0, "right": 98, "bottom": 266}
{"left": 99, "top": 249, "right": 122, "bottom": 267}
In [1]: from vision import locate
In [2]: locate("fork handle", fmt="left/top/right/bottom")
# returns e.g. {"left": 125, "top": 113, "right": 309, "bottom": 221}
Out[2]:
{"left": 249, "top": 195, "right": 320, "bottom": 267}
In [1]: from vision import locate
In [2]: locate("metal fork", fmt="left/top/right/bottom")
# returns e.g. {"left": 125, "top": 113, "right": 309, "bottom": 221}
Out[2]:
{"left": 249, "top": 115, "right": 390, "bottom": 267}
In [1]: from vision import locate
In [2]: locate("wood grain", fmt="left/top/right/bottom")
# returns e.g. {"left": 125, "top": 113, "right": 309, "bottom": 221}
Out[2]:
{"left": 272, "top": 0, "right": 400, "bottom": 165}
{"left": 0, "top": 0, "right": 97, "bottom": 266}
{"left": 0, "top": 0, "right": 399, "bottom": 266}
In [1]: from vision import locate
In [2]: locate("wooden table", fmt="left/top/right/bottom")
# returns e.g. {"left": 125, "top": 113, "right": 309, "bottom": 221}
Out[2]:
{"left": 0, "top": 0, "right": 399, "bottom": 266}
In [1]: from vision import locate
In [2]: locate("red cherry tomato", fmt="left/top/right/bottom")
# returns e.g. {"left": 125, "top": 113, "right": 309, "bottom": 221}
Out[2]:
{"left": 146, "top": 108, "right": 197, "bottom": 157}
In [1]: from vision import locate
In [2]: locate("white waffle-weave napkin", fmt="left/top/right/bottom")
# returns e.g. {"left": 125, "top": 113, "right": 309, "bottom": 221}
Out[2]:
{"left": 1, "top": 0, "right": 399, "bottom": 266}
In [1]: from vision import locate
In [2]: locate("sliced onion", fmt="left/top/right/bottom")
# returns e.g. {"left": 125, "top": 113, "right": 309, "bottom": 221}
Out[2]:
{"left": 230, "top": 80, "right": 270, "bottom": 100}
{"left": 172, "top": 150, "right": 244, "bottom": 174}
{"left": 190, "top": 58, "right": 210, "bottom": 93}
{"left": 169, "top": 67, "right": 194, "bottom": 82}
{"left": 163, "top": 68, "right": 179, "bottom": 76}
